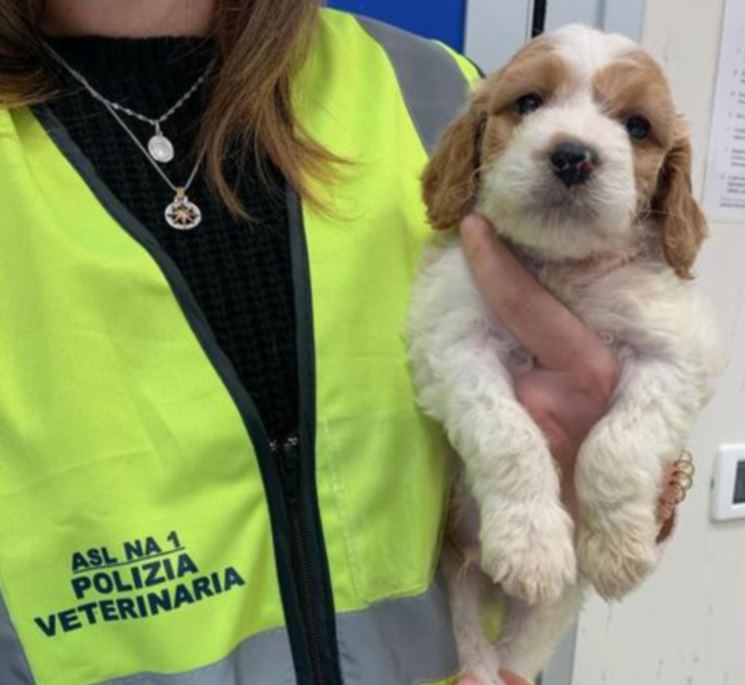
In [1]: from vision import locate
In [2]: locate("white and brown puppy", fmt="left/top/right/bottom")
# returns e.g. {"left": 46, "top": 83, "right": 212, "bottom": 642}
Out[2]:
{"left": 407, "top": 24, "right": 723, "bottom": 684}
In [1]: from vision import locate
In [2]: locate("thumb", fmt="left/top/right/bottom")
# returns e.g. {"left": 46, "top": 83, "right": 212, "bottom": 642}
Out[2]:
{"left": 456, "top": 672, "right": 530, "bottom": 685}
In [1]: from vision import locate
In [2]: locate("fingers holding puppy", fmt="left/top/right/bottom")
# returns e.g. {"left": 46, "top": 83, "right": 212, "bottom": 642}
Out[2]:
{"left": 657, "top": 452, "right": 695, "bottom": 542}
{"left": 459, "top": 213, "right": 689, "bottom": 548}
{"left": 459, "top": 213, "right": 619, "bottom": 405}
{"left": 456, "top": 671, "right": 531, "bottom": 685}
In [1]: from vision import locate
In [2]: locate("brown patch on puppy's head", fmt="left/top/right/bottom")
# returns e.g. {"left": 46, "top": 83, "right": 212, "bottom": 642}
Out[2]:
{"left": 422, "top": 34, "right": 570, "bottom": 230}
{"left": 593, "top": 51, "right": 675, "bottom": 202}
{"left": 593, "top": 50, "right": 706, "bottom": 278}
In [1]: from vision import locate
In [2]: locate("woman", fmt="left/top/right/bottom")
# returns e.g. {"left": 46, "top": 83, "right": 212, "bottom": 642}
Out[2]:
{"left": 0, "top": 2, "right": 681, "bottom": 685}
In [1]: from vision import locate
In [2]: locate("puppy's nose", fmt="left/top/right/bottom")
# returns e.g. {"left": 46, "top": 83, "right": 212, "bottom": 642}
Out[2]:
{"left": 550, "top": 141, "right": 600, "bottom": 187}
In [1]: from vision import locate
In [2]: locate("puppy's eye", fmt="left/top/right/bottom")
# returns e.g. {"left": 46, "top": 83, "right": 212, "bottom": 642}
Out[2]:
{"left": 626, "top": 115, "right": 651, "bottom": 140}
{"left": 514, "top": 93, "right": 543, "bottom": 115}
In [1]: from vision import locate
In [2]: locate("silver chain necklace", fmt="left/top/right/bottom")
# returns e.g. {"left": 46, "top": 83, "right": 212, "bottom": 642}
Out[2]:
{"left": 104, "top": 100, "right": 205, "bottom": 230}
{"left": 44, "top": 43, "right": 212, "bottom": 230}
{"left": 45, "top": 42, "right": 214, "bottom": 165}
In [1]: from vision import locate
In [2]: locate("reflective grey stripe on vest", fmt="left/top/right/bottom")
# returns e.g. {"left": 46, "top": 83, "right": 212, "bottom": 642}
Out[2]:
{"left": 0, "top": 579, "right": 455, "bottom": 685}
{"left": 336, "top": 574, "right": 457, "bottom": 685}
{"left": 356, "top": 16, "right": 471, "bottom": 154}
{"left": 0, "top": 590, "right": 35, "bottom": 685}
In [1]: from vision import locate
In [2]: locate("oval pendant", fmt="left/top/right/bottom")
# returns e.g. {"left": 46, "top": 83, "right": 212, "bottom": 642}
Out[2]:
{"left": 165, "top": 193, "right": 202, "bottom": 230}
{"left": 148, "top": 134, "right": 175, "bottom": 163}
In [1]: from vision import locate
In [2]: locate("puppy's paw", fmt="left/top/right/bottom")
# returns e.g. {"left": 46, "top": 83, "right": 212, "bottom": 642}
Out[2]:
{"left": 454, "top": 613, "right": 505, "bottom": 685}
{"left": 480, "top": 501, "right": 576, "bottom": 605}
{"left": 577, "top": 524, "right": 657, "bottom": 600}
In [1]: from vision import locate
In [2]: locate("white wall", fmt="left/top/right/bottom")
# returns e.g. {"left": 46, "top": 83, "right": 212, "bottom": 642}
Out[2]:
{"left": 572, "top": 1, "right": 745, "bottom": 683}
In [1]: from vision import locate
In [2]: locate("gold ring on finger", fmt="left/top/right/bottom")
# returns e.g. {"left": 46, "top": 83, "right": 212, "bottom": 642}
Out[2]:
{"left": 675, "top": 472, "right": 694, "bottom": 492}
{"left": 671, "top": 482, "right": 687, "bottom": 504}
{"left": 676, "top": 461, "right": 696, "bottom": 478}
{"left": 678, "top": 449, "right": 693, "bottom": 464}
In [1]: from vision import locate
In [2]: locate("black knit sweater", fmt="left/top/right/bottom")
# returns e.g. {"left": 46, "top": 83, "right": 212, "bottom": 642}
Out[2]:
{"left": 45, "top": 35, "right": 298, "bottom": 443}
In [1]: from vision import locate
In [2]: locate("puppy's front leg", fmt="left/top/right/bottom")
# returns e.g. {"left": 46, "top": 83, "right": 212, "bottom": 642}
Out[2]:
{"left": 576, "top": 353, "right": 710, "bottom": 598}
{"left": 442, "top": 543, "right": 506, "bottom": 685}
{"left": 430, "top": 334, "right": 576, "bottom": 604}
{"left": 497, "top": 583, "right": 584, "bottom": 681}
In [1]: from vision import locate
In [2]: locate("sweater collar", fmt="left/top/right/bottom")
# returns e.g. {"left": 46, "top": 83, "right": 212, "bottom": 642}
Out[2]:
{"left": 43, "top": 34, "right": 215, "bottom": 90}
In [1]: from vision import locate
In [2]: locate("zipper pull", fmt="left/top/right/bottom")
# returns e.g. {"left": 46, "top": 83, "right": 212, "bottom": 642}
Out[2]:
{"left": 275, "top": 435, "right": 300, "bottom": 503}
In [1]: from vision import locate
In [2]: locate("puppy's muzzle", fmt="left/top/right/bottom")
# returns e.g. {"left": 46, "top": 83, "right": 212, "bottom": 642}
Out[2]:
{"left": 550, "top": 141, "right": 601, "bottom": 187}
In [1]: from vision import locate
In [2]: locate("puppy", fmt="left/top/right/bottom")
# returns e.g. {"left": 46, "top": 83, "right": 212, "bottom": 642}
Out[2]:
{"left": 407, "top": 24, "right": 723, "bottom": 684}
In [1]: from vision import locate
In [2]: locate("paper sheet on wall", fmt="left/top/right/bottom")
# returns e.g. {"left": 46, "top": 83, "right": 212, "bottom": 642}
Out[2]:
{"left": 703, "top": 0, "right": 745, "bottom": 222}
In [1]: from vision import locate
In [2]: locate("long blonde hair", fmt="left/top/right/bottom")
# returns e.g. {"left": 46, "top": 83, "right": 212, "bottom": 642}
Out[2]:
{"left": 0, "top": 0, "right": 337, "bottom": 216}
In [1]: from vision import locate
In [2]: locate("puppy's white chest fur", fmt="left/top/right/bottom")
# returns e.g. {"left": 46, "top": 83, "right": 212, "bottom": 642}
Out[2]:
{"left": 527, "top": 252, "right": 686, "bottom": 353}
{"left": 419, "top": 238, "right": 716, "bottom": 374}
{"left": 415, "top": 238, "right": 705, "bottom": 366}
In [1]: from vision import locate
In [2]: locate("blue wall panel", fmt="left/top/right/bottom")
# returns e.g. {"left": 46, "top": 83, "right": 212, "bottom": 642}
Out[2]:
{"left": 326, "top": 0, "right": 466, "bottom": 51}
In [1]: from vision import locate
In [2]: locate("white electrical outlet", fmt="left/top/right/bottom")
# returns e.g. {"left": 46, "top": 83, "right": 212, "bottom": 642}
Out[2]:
{"left": 711, "top": 444, "right": 745, "bottom": 521}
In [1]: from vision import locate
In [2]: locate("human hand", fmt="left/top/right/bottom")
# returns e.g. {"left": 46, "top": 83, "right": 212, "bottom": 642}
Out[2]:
{"left": 456, "top": 670, "right": 531, "bottom": 685}
{"left": 459, "top": 214, "right": 619, "bottom": 516}
{"left": 459, "top": 213, "right": 680, "bottom": 536}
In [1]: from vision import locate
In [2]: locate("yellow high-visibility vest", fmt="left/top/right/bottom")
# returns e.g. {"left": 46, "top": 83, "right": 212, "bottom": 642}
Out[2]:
{"left": 0, "top": 10, "right": 479, "bottom": 685}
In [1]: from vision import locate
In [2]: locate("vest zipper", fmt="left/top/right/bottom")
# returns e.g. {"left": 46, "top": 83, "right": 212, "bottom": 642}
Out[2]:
{"left": 272, "top": 434, "right": 325, "bottom": 685}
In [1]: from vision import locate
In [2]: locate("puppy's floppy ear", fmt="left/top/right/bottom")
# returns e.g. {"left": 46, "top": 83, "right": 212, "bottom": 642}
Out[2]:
{"left": 651, "top": 119, "right": 707, "bottom": 279}
{"left": 422, "top": 92, "right": 487, "bottom": 230}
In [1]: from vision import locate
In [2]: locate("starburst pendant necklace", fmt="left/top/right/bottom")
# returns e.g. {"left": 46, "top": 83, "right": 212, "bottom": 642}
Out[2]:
{"left": 102, "top": 100, "right": 205, "bottom": 230}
